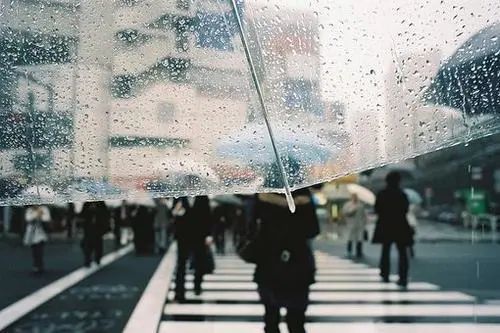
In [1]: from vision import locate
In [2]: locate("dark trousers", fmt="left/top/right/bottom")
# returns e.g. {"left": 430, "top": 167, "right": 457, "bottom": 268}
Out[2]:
{"left": 31, "top": 242, "right": 45, "bottom": 271}
{"left": 347, "top": 241, "right": 363, "bottom": 257}
{"left": 175, "top": 241, "right": 204, "bottom": 299}
{"left": 83, "top": 236, "right": 103, "bottom": 266}
{"left": 215, "top": 229, "right": 225, "bottom": 254}
{"left": 258, "top": 286, "right": 309, "bottom": 333}
{"left": 380, "top": 242, "right": 408, "bottom": 283}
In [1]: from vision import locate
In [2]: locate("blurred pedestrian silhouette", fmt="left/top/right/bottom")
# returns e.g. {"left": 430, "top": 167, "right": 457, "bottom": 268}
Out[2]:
{"left": 66, "top": 202, "right": 76, "bottom": 239}
{"left": 172, "top": 196, "right": 213, "bottom": 302}
{"left": 132, "top": 205, "right": 155, "bottom": 255}
{"left": 81, "top": 201, "right": 110, "bottom": 267}
{"left": 154, "top": 198, "right": 171, "bottom": 254}
{"left": 342, "top": 193, "right": 367, "bottom": 258}
{"left": 24, "top": 205, "right": 51, "bottom": 274}
{"left": 213, "top": 204, "right": 228, "bottom": 255}
{"left": 372, "top": 172, "right": 412, "bottom": 288}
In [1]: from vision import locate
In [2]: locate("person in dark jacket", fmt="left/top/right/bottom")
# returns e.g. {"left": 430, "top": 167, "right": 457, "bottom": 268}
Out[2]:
{"left": 81, "top": 201, "right": 110, "bottom": 267}
{"left": 131, "top": 204, "right": 156, "bottom": 255}
{"left": 372, "top": 171, "right": 412, "bottom": 288}
{"left": 172, "top": 196, "right": 213, "bottom": 302}
{"left": 253, "top": 188, "right": 319, "bottom": 333}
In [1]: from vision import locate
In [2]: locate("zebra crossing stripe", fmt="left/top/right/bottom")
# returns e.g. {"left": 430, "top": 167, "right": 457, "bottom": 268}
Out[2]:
{"left": 171, "top": 281, "right": 439, "bottom": 291}
{"left": 186, "top": 274, "right": 399, "bottom": 282}
{"left": 158, "top": 322, "right": 500, "bottom": 333}
{"left": 166, "top": 290, "right": 474, "bottom": 302}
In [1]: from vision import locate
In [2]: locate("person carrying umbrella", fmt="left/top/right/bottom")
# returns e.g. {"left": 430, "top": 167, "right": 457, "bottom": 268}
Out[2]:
{"left": 24, "top": 205, "right": 51, "bottom": 274}
{"left": 252, "top": 161, "right": 319, "bottom": 333}
{"left": 372, "top": 172, "right": 412, "bottom": 288}
{"left": 342, "top": 193, "right": 367, "bottom": 258}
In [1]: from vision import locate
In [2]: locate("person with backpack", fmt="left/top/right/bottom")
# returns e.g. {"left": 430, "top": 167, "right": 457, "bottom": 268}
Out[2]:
{"left": 252, "top": 188, "right": 319, "bottom": 333}
{"left": 246, "top": 160, "right": 319, "bottom": 333}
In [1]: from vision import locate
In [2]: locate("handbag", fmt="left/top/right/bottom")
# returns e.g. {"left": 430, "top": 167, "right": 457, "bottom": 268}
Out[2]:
{"left": 236, "top": 236, "right": 260, "bottom": 264}
{"left": 204, "top": 245, "right": 215, "bottom": 274}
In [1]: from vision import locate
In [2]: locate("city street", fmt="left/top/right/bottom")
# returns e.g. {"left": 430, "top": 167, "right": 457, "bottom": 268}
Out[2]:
{"left": 1, "top": 235, "right": 499, "bottom": 332}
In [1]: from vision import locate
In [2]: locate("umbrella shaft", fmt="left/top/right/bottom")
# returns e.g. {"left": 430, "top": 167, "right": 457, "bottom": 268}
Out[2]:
{"left": 229, "top": 0, "right": 295, "bottom": 213}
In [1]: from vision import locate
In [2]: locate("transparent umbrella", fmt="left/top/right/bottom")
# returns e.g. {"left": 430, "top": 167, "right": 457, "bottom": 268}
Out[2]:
{"left": 0, "top": 1, "right": 499, "bottom": 207}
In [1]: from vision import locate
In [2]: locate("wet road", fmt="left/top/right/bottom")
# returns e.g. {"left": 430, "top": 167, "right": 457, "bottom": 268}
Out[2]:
{"left": 1, "top": 239, "right": 499, "bottom": 332}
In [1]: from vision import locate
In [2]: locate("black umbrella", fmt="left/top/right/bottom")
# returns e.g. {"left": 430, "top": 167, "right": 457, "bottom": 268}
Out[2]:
{"left": 426, "top": 22, "right": 500, "bottom": 115}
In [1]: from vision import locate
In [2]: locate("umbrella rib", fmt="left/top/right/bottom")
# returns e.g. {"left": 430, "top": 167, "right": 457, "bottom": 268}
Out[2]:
{"left": 228, "top": 0, "right": 295, "bottom": 212}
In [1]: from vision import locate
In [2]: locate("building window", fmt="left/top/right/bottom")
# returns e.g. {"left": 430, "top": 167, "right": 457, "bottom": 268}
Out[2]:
{"left": 177, "top": 0, "right": 190, "bottom": 11}
{"left": 158, "top": 102, "right": 176, "bottom": 122}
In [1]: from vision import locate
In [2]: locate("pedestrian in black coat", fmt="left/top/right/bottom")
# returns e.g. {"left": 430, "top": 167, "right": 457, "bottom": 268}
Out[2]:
{"left": 172, "top": 196, "right": 213, "bottom": 302}
{"left": 81, "top": 201, "right": 110, "bottom": 267}
{"left": 372, "top": 171, "right": 412, "bottom": 287}
{"left": 253, "top": 187, "right": 319, "bottom": 333}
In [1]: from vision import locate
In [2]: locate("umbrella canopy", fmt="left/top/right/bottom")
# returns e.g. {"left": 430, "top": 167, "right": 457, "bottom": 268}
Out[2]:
{"left": 404, "top": 188, "right": 423, "bottom": 205}
{"left": 322, "top": 183, "right": 351, "bottom": 201}
{"left": 22, "top": 185, "right": 59, "bottom": 202}
{"left": 346, "top": 184, "right": 376, "bottom": 206}
{"left": 426, "top": 22, "right": 500, "bottom": 115}
{"left": 217, "top": 122, "right": 345, "bottom": 165}
{"left": 153, "top": 158, "right": 219, "bottom": 184}
{"left": 0, "top": 1, "right": 499, "bottom": 207}
{"left": 212, "top": 194, "right": 243, "bottom": 206}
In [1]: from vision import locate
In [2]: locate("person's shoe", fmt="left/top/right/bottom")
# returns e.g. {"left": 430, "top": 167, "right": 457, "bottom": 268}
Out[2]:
{"left": 194, "top": 287, "right": 202, "bottom": 296}
{"left": 381, "top": 276, "right": 390, "bottom": 283}
{"left": 397, "top": 279, "right": 408, "bottom": 289}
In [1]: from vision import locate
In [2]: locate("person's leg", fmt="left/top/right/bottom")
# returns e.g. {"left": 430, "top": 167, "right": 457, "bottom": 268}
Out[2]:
{"left": 31, "top": 243, "right": 42, "bottom": 271}
{"left": 220, "top": 229, "right": 225, "bottom": 255}
{"left": 38, "top": 242, "right": 45, "bottom": 271}
{"left": 95, "top": 236, "right": 103, "bottom": 265}
{"left": 193, "top": 244, "right": 204, "bottom": 295}
{"left": 396, "top": 243, "right": 409, "bottom": 286}
{"left": 380, "top": 242, "right": 391, "bottom": 282}
{"left": 83, "top": 238, "right": 92, "bottom": 267}
{"left": 356, "top": 241, "right": 363, "bottom": 258}
{"left": 175, "top": 242, "right": 188, "bottom": 301}
{"left": 258, "top": 287, "right": 281, "bottom": 333}
{"left": 286, "top": 288, "right": 309, "bottom": 333}
{"left": 347, "top": 240, "right": 352, "bottom": 256}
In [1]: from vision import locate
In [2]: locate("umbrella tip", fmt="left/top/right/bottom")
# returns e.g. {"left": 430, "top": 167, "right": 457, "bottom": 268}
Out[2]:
{"left": 285, "top": 192, "right": 296, "bottom": 213}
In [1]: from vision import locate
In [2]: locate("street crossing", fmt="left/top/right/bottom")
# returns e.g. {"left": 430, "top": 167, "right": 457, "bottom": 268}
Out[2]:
{"left": 159, "top": 251, "right": 500, "bottom": 332}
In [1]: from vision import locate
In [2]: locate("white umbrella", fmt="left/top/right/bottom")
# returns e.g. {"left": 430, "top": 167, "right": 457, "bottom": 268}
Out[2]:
{"left": 212, "top": 194, "right": 243, "bottom": 206}
{"left": 322, "top": 183, "right": 351, "bottom": 201}
{"left": 22, "top": 185, "right": 57, "bottom": 199}
{"left": 129, "top": 196, "right": 156, "bottom": 207}
{"left": 104, "top": 199, "right": 123, "bottom": 208}
{"left": 404, "top": 188, "right": 423, "bottom": 205}
{"left": 346, "top": 184, "right": 376, "bottom": 206}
